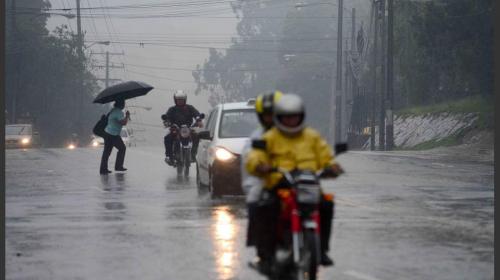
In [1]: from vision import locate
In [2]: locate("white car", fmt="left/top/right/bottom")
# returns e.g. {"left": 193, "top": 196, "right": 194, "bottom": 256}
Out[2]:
{"left": 91, "top": 128, "right": 136, "bottom": 148}
{"left": 5, "top": 124, "right": 38, "bottom": 149}
{"left": 196, "top": 99, "right": 259, "bottom": 198}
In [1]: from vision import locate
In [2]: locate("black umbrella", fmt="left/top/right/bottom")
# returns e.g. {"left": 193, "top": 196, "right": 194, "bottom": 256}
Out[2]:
{"left": 93, "top": 81, "right": 154, "bottom": 104}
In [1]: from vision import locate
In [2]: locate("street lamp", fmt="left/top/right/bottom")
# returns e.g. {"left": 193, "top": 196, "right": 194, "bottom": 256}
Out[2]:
{"left": 127, "top": 105, "right": 152, "bottom": 111}
{"left": 283, "top": 54, "right": 296, "bottom": 62}
{"left": 29, "top": 11, "right": 76, "bottom": 21}
{"left": 295, "top": 1, "right": 337, "bottom": 9}
{"left": 84, "top": 41, "right": 110, "bottom": 49}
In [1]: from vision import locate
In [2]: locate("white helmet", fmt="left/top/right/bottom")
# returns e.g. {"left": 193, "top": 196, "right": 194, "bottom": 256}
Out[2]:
{"left": 273, "top": 93, "right": 305, "bottom": 135}
{"left": 174, "top": 90, "right": 187, "bottom": 104}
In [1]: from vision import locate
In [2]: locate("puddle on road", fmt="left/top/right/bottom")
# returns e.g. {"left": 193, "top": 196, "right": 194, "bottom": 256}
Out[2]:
{"left": 211, "top": 206, "right": 240, "bottom": 280}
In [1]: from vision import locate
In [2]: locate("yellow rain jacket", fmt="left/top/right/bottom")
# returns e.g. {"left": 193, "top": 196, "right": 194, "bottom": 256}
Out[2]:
{"left": 245, "top": 126, "right": 337, "bottom": 189}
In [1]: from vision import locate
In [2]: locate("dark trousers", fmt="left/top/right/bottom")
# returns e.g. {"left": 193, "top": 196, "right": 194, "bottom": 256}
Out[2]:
{"left": 249, "top": 191, "right": 334, "bottom": 260}
{"left": 254, "top": 197, "right": 281, "bottom": 261}
{"left": 164, "top": 132, "right": 199, "bottom": 158}
{"left": 320, "top": 199, "right": 334, "bottom": 252}
{"left": 100, "top": 133, "right": 126, "bottom": 172}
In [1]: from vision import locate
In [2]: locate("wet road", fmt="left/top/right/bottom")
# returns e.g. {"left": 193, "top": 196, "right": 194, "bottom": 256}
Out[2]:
{"left": 6, "top": 146, "right": 493, "bottom": 280}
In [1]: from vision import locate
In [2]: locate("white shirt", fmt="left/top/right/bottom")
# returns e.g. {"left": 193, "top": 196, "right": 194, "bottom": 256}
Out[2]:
{"left": 241, "top": 127, "right": 264, "bottom": 203}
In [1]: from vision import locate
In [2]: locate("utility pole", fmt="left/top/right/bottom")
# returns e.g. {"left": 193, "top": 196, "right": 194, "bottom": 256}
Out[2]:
{"left": 343, "top": 39, "right": 349, "bottom": 142}
{"left": 76, "top": 0, "right": 83, "bottom": 59}
{"left": 91, "top": 51, "right": 125, "bottom": 87}
{"left": 379, "top": 0, "right": 386, "bottom": 150}
{"left": 11, "top": 0, "right": 17, "bottom": 123}
{"left": 76, "top": 0, "right": 84, "bottom": 138}
{"left": 334, "top": 0, "right": 343, "bottom": 143}
{"left": 350, "top": 8, "right": 356, "bottom": 144}
{"left": 370, "top": 0, "right": 379, "bottom": 151}
{"left": 105, "top": 51, "right": 109, "bottom": 87}
{"left": 386, "top": 0, "right": 395, "bottom": 150}
{"left": 351, "top": 8, "right": 356, "bottom": 52}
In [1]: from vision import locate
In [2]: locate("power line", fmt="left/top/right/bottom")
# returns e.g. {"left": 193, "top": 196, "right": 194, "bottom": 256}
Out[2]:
{"left": 83, "top": 36, "right": 353, "bottom": 44}
{"left": 96, "top": 61, "right": 334, "bottom": 72}
{"left": 85, "top": 40, "right": 338, "bottom": 53}
{"left": 18, "top": 0, "right": 286, "bottom": 11}
{"left": 125, "top": 69, "right": 196, "bottom": 83}
{"left": 102, "top": 0, "right": 130, "bottom": 81}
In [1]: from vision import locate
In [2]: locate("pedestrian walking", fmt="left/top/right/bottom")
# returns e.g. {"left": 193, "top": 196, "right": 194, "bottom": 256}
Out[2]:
{"left": 99, "top": 99, "right": 130, "bottom": 175}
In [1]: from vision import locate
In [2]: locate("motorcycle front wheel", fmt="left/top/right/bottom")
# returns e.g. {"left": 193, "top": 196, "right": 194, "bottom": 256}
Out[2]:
{"left": 183, "top": 148, "right": 191, "bottom": 178}
{"left": 176, "top": 163, "right": 183, "bottom": 178}
{"left": 296, "top": 230, "right": 318, "bottom": 280}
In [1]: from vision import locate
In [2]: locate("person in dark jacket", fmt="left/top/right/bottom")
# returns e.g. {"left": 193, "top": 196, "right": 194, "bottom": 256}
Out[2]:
{"left": 100, "top": 99, "right": 130, "bottom": 175}
{"left": 162, "top": 90, "right": 202, "bottom": 164}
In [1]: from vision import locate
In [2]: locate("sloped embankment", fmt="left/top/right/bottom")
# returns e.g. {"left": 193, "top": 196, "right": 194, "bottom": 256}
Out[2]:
{"left": 363, "top": 112, "right": 492, "bottom": 150}
{"left": 394, "top": 112, "right": 478, "bottom": 148}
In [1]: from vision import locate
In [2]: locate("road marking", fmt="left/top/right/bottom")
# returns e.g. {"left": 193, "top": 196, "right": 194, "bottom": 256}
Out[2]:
{"left": 344, "top": 270, "right": 383, "bottom": 280}
{"left": 335, "top": 197, "right": 379, "bottom": 211}
{"left": 431, "top": 162, "right": 454, "bottom": 168}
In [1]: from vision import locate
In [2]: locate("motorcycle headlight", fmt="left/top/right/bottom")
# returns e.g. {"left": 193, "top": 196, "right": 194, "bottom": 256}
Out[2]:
{"left": 68, "top": 144, "right": 76, "bottom": 150}
{"left": 92, "top": 141, "right": 99, "bottom": 147}
{"left": 21, "top": 138, "right": 30, "bottom": 145}
{"left": 215, "top": 147, "right": 236, "bottom": 161}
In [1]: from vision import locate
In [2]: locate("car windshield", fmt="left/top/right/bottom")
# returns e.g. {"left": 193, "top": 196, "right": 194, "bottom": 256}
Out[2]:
{"left": 6, "top": 125, "right": 32, "bottom": 136}
{"left": 219, "top": 109, "right": 258, "bottom": 138}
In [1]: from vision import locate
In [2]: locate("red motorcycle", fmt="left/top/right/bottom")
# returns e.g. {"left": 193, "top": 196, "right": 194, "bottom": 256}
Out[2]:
{"left": 251, "top": 142, "right": 347, "bottom": 280}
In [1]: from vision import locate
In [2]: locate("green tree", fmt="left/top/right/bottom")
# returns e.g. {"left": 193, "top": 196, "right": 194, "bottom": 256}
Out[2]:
{"left": 6, "top": 0, "right": 103, "bottom": 147}
{"left": 394, "top": 0, "right": 493, "bottom": 108}
{"left": 193, "top": 1, "right": 338, "bottom": 134}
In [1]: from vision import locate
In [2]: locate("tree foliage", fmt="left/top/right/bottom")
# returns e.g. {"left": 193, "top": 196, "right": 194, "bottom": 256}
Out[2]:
{"left": 394, "top": 0, "right": 493, "bottom": 108}
{"left": 193, "top": 0, "right": 493, "bottom": 136}
{"left": 193, "top": 0, "right": 337, "bottom": 134}
{"left": 6, "top": 0, "right": 104, "bottom": 147}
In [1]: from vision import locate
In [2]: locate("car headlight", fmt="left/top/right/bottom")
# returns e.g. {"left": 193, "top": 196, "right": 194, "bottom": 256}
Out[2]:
{"left": 214, "top": 147, "right": 236, "bottom": 161}
{"left": 68, "top": 144, "right": 76, "bottom": 150}
{"left": 92, "top": 141, "right": 99, "bottom": 147}
{"left": 21, "top": 138, "right": 30, "bottom": 145}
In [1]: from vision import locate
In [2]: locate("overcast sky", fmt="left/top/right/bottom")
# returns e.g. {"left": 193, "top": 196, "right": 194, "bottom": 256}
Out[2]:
{"left": 45, "top": 0, "right": 370, "bottom": 146}
{"left": 46, "top": 0, "right": 239, "bottom": 144}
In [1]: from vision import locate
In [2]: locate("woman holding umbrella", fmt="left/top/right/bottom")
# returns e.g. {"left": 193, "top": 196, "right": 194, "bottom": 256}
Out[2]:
{"left": 94, "top": 81, "right": 154, "bottom": 175}
{"left": 99, "top": 99, "right": 130, "bottom": 174}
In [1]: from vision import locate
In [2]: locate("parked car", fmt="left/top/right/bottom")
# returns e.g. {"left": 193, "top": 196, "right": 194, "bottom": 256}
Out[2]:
{"left": 196, "top": 99, "right": 259, "bottom": 198}
{"left": 90, "top": 128, "right": 136, "bottom": 148}
{"left": 120, "top": 127, "right": 136, "bottom": 147}
{"left": 5, "top": 124, "right": 39, "bottom": 149}
{"left": 90, "top": 134, "right": 105, "bottom": 148}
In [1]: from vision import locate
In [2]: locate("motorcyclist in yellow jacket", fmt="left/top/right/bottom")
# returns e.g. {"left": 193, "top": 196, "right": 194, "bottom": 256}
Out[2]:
{"left": 242, "top": 90, "right": 284, "bottom": 273}
{"left": 246, "top": 93, "right": 344, "bottom": 268}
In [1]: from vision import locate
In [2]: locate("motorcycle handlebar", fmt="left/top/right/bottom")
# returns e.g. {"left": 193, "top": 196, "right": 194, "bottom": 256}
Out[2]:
{"left": 268, "top": 167, "right": 341, "bottom": 180}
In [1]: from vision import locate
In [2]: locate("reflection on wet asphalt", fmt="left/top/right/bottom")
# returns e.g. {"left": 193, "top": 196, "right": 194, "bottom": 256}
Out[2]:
{"left": 6, "top": 147, "right": 493, "bottom": 280}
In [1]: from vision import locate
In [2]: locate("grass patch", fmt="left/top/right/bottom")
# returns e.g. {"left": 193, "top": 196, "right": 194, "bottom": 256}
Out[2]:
{"left": 397, "top": 95, "right": 494, "bottom": 129}
{"left": 397, "top": 95, "right": 493, "bottom": 116}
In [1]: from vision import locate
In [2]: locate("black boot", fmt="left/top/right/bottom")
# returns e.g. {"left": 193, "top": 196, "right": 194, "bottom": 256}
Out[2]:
{"left": 320, "top": 252, "right": 334, "bottom": 266}
{"left": 320, "top": 198, "right": 335, "bottom": 266}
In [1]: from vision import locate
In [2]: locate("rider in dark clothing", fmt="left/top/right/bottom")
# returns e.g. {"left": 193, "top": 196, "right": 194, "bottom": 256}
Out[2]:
{"left": 162, "top": 90, "right": 202, "bottom": 164}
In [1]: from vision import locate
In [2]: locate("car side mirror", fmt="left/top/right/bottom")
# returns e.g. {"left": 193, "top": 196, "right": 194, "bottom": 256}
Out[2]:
{"left": 252, "top": 139, "right": 267, "bottom": 150}
{"left": 334, "top": 143, "right": 348, "bottom": 155}
{"left": 198, "top": 130, "right": 212, "bottom": 140}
